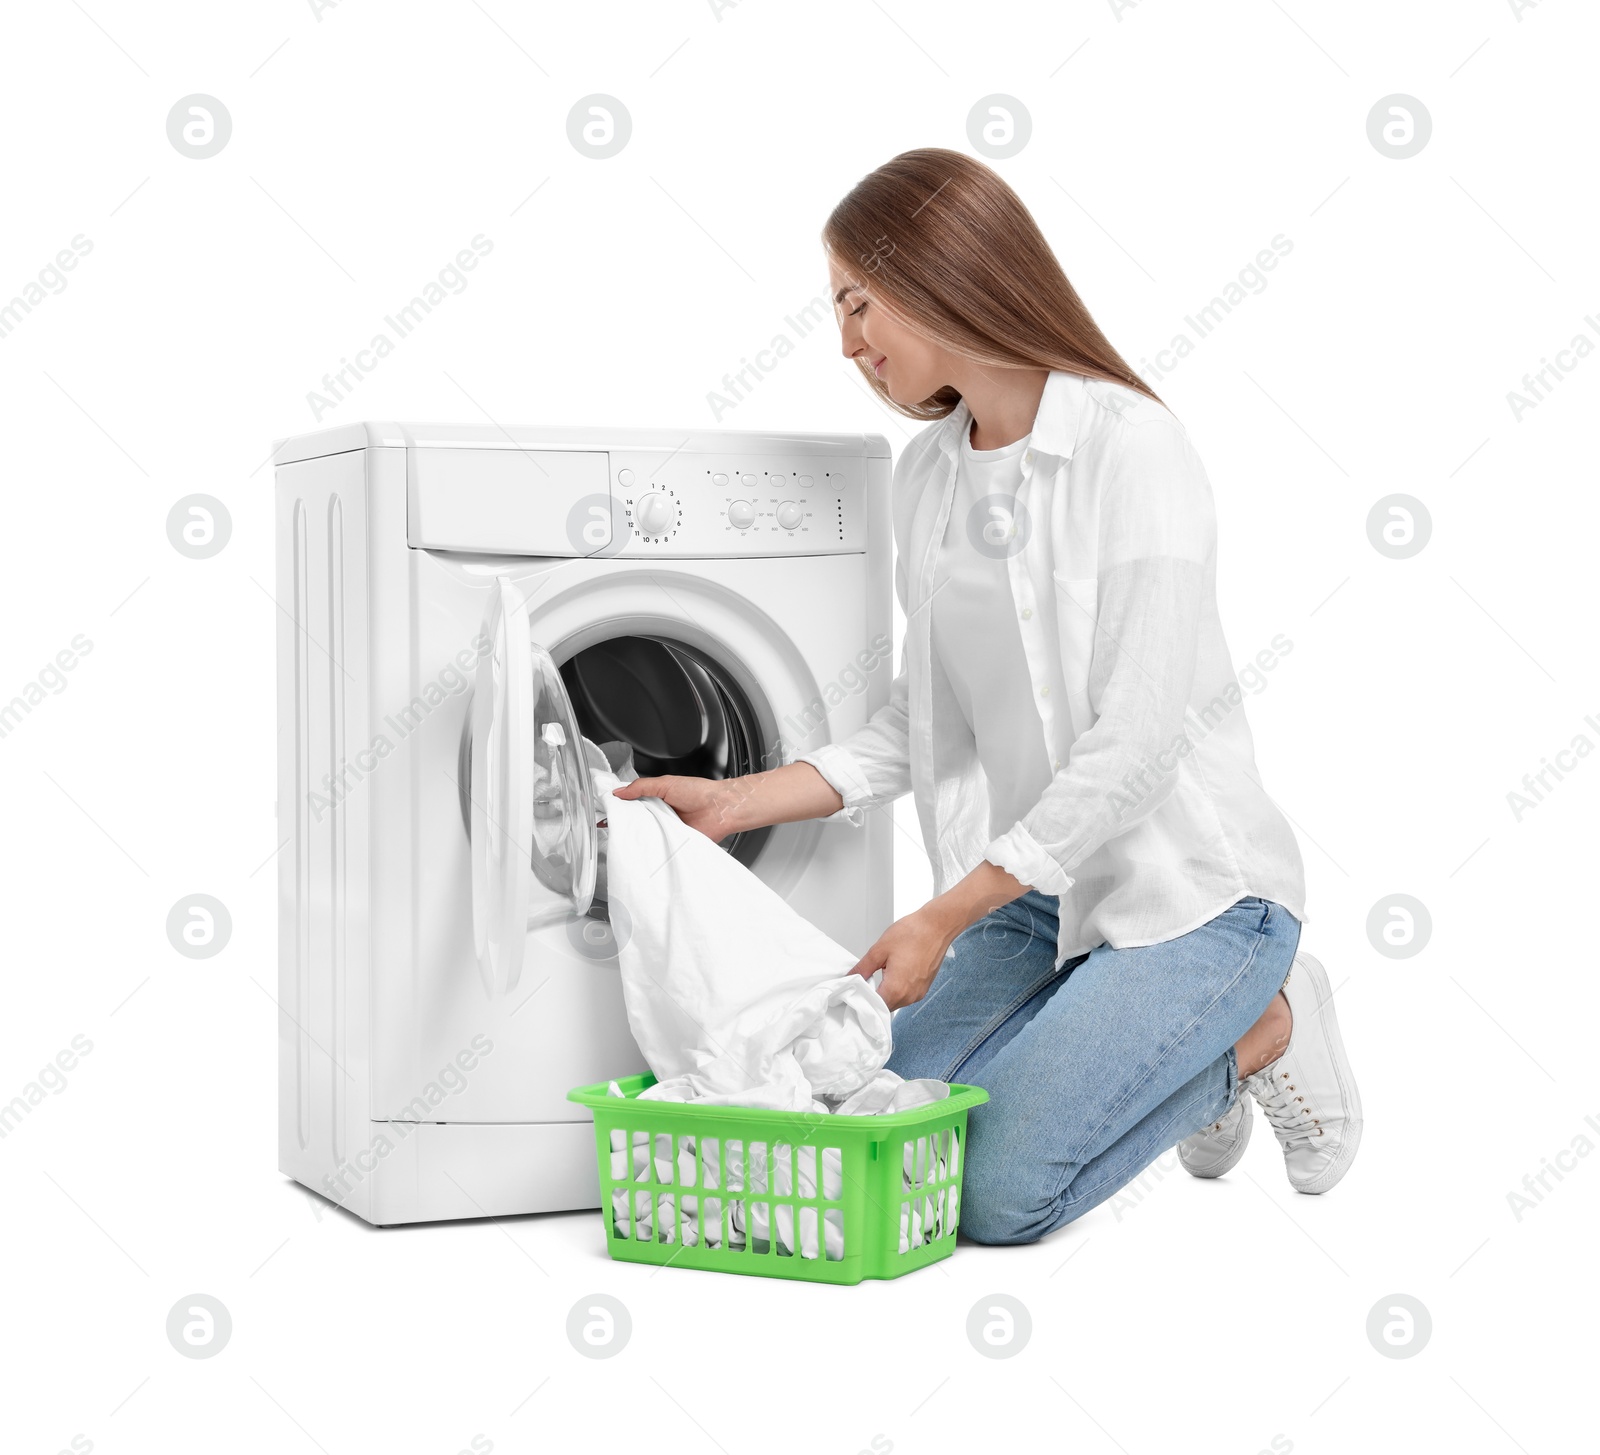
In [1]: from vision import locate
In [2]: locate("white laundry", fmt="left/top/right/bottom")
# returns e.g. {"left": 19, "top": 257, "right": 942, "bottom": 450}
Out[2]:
{"left": 591, "top": 744, "right": 943, "bottom": 1116}
{"left": 602, "top": 1099, "right": 849, "bottom": 1257}
{"left": 587, "top": 741, "right": 950, "bottom": 1259}
{"left": 602, "top": 1094, "right": 960, "bottom": 1257}
{"left": 896, "top": 1126, "right": 961, "bottom": 1253}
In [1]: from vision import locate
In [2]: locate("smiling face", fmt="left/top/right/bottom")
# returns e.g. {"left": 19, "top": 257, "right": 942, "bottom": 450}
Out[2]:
{"left": 828, "top": 251, "right": 952, "bottom": 407}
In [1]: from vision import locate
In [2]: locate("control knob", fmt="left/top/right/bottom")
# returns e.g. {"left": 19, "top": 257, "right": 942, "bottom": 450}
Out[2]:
{"left": 775, "top": 500, "right": 804, "bottom": 531}
{"left": 727, "top": 499, "right": 757, "bottom": 529}
{"left": 635, "top": 491, "right": 676, "bottom": 536}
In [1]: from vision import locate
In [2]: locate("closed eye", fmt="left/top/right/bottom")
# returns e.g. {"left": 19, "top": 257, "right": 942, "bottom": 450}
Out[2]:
{"left": 848, "top": 302, "right": 868, "bottom": 317}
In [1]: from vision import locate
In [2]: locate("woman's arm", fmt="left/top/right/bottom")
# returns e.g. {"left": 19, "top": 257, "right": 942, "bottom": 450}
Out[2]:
{"left": 610, "top": 760, "right": 845, "bottom": 839}
{"left": 848, "top": 859, "right": 1030, "bottom": 1010}
{"left": 984, "top": 414, "right": 1214, "bottom": 897}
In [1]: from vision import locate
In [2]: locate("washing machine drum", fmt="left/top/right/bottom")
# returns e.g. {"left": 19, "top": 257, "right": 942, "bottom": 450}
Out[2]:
{"left": 559, "top": 636, "right": 754, "bottom": 781}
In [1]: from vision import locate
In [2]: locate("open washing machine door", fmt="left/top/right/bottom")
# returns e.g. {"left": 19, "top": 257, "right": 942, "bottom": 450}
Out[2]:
{"left": 470, "top": 576, "right": 598, "bottom": 997}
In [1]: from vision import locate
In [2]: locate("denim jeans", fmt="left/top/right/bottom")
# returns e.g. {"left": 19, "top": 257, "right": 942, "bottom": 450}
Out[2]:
{"left": 885, "top": 891, "right": 1301, "bottom": 1245}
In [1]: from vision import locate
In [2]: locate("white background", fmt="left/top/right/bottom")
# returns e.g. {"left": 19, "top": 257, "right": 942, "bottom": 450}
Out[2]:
{"left": 2, "top": 1, "right": 1594, "bottom": 1452}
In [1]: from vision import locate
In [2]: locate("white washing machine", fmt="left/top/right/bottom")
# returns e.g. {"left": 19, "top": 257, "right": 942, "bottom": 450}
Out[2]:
{"left": 271, "top": 422, "right": 893, "bottom": 1225}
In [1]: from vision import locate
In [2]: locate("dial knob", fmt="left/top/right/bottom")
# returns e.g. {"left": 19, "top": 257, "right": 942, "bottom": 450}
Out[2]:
{"left": 775, "top": 500, "right": 804, "bottom": 531}
{"left": 727, "top": 499, "right": 757, "bottom": 529}
{"left": 636, "top": 491, "right": 675, "bottom": 536}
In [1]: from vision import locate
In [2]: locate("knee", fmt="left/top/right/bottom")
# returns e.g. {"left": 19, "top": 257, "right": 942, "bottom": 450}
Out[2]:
{"left": 959, "top": 1176, "right": 1059, "bottom": 1246}
{"left": 958, "top": 1193, "right": 1040, "bottom": 1246}
{"left": 956, "top": 1128, "right": 1070, "bottom": 1247}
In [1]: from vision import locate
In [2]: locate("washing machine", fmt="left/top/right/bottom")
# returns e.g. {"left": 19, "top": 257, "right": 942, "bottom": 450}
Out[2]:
{"left": 271, "top": 422, "right": 894, "bottom": 1225}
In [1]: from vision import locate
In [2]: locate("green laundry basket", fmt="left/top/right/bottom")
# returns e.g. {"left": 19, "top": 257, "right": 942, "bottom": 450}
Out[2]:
{"left": 567, "top": 1074, "right": 989, "bottom": 1285}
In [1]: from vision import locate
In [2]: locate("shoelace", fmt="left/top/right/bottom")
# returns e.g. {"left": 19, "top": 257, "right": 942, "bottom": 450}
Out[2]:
{"left": 1250, "top": 1067, "right": 1323, "bottom": 1148}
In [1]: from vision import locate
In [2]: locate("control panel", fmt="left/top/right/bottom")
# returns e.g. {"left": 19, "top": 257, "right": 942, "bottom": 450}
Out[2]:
{"left": 609, "top": 453, "right": 866, "bottom": 555}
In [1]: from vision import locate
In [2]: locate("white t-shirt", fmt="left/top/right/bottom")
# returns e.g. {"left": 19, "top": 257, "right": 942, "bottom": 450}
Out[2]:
{"left": 930, "top": 426, "right": 1054, "bottom": 841}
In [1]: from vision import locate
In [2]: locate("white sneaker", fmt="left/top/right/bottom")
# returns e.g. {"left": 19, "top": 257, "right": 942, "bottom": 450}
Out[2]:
{"left": 1243, "top": 951, "right": 1362, "bottom": 1195}
{"left": 1177, "top": 1092, "right": 1254, "bottom": 1179}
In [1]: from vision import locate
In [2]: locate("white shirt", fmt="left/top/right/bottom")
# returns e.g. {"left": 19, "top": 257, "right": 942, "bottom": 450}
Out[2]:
{"left": 798, "top": 369, "right": 1307, "bottom": 967}
{"left": 931, "top": 427, "right": 1053, "bottom": 840}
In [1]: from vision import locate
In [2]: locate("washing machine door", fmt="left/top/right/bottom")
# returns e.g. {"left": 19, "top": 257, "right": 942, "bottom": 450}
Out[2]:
{"left": 471, "top": 576, "right": 598, "bottom": 997}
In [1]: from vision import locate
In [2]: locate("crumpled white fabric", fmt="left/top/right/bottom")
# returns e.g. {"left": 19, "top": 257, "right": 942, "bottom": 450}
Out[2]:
{"left": 591, "top": 744, "right": 944, "bottom": 1117}
{"left": 601, "top": 1100, "right": 961, "bottom": 1257}
{"left": 584, "top": 743, "right": 950, "bottom": 1258}
{"left": 603, "top": 1114, "right": 844, "bottom": 1257}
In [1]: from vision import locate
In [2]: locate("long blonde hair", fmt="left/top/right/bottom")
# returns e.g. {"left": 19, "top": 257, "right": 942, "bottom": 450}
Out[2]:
{"left": 824, "top": 147, "right": 1162, "bottom": 421}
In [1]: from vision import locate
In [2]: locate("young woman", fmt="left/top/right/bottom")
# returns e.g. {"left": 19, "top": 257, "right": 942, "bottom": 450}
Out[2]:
{"left": 614, "top": 148, "right": 1361, "bottom": 1245}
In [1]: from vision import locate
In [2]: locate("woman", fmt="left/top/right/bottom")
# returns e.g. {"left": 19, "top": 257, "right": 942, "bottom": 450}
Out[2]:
{"left": 614, "top": 148, "right": 1361, "bottom": 1245}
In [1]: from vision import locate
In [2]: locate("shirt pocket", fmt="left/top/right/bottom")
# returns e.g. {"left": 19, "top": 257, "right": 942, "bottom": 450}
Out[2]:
{"left": 1052, "top": 572, "right": 1099, "bottom": 738}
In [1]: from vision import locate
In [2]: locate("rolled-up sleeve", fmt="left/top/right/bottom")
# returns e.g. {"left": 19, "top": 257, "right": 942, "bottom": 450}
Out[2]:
{"left": 985, "top": 417, "right": 1214, "bottom": 891}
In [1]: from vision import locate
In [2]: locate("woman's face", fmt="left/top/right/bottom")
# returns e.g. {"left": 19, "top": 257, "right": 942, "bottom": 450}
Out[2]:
{"left": 828, "top": 251, "right": 949, "bottom": 406}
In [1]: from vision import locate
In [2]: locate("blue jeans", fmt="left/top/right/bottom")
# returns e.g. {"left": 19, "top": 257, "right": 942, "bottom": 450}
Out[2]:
{"left": 885, "top": 892, "right": 1301, "bottom": 1245}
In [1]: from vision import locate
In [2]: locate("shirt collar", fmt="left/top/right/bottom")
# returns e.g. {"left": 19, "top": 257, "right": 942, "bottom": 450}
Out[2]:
{"left": 935, "top": 368, "right": 1086, "bottom": 462}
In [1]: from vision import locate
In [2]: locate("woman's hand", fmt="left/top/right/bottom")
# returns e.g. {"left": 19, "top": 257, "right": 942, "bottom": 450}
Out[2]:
{"left": 851, "top": 860, "right": 1032, "bottom": 1010}
{"left": 610, "top": 775, "right": 749, "bottom": 842}
{"left": 849, "top": 903, "right": 967, "bottom": 1010}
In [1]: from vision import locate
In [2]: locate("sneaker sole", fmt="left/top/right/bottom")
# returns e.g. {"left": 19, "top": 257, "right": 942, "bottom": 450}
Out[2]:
{"left": 1296, "top": 1117, "right": 1361, "bottom": 1195}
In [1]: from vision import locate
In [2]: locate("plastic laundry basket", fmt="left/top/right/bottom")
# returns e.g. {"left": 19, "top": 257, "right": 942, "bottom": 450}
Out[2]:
{"left": 567, "top": 1074, "right": 990, "bottom": 1285}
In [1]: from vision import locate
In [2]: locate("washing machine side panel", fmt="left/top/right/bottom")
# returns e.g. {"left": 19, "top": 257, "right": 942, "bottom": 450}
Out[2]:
{"left": 274, "top": 446, "right": 377, "bottom": 1221}
{"left": 364, "top": 448, "right": 436, "bottom": 1142}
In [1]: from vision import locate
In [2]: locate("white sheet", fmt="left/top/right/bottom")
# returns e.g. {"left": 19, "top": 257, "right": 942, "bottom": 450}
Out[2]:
{"left": 585, "top": 744, "right": 950, "bottom": 1257}
{"left": 592, "top": 747, "right": 943, "bottom": 1116}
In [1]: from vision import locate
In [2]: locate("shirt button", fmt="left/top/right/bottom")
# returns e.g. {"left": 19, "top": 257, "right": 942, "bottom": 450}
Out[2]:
{"left": 1020, "top": 607, "right": 1032, "bottom": 620}
{"left": 1040, "top": 686, "right": 1050, "bottom": 698}
{"left": 1023, "top": 451, "right": 1033, "bottom": 467}
{"left": 1054, "top": 759, "right": 1061, "bottom": 770}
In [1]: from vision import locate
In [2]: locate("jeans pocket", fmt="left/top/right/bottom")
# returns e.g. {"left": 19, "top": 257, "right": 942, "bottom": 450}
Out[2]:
{"left": 1231, "top": 895, "right": 1271, "bottom": 934}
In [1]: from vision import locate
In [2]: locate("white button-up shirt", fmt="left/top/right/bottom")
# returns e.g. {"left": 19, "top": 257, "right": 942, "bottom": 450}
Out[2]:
{"left": 799, "top": 369, "right": 1307, "bottom": 967}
